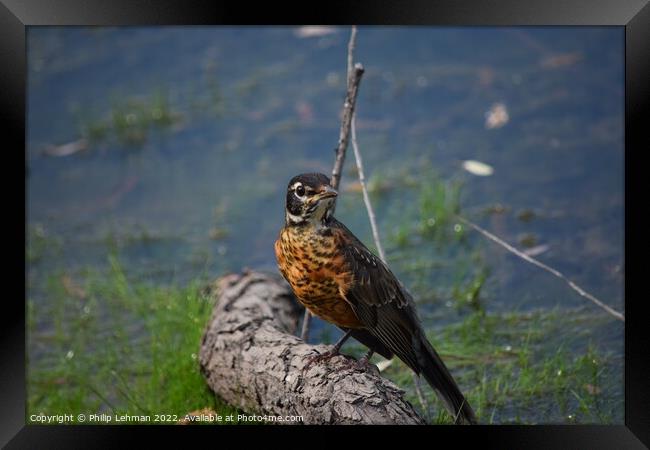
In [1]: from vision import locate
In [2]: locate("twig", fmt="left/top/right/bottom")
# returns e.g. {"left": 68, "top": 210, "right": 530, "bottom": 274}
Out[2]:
{"left": 412, "top": 371, "right": 431, "bottom": 421}
{"left": 301, "top": 26, "right": 365, "bottom": 341}
{"left": 350, "top": 114, "right": 386, "bottom": 262}
{"left": 330, "top": 44, "right": 365, "bottom": 194}
{"left": 299, "top": 301, "right": 314, "bottom": 342}
{"left": 455, "top": 215, "right": 625, "bottom": 323}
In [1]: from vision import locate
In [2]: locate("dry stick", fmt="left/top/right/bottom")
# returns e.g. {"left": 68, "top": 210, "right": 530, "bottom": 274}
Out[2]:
{"left": 455, "top": 215, "right": 625, "bottom": 322}
{"left": 350, "top": 114, "right": 386, "bottom": 261}
{"left": 412, "top": 373, "right": 430, "bottom": 421}
{"left": 301, "top": 26, "right": 365, "bottom": 341}
{"left": 331, "top": 39, "right": 364, "bottom": 196}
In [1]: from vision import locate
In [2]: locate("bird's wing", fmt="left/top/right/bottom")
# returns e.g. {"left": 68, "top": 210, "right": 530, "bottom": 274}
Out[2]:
{"left": 332, "top": 220, "right": 421, "bottom": 371}
{"left": 333, "top": 220, "right": 477, "bottom": 423}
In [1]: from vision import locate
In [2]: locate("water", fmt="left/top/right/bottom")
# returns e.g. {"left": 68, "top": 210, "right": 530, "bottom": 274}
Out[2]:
{"left": 26, "top": 26, "right": 624, "bottom": 423}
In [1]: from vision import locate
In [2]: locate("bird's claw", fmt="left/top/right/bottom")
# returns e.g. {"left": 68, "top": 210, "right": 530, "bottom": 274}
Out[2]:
{"left": 302, "top": 349, "right": 340, "bottom": 373}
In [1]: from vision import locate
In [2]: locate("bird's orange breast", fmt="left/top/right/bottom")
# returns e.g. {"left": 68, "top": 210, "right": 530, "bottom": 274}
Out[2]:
{"left": 275, "top": 227, "right": 363, "bottom": 329}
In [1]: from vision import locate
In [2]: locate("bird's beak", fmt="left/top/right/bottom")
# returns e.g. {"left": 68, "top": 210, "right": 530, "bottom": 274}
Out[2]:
{"left": 316, "top": 185, "right": 338, "bottom": 199}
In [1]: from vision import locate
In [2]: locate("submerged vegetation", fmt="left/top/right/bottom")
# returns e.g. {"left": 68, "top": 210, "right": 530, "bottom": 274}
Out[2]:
{"left": 27, "top": 223, "right": 63, "bottom": 264}
{"left": 417, "top": 176, "right": 464, "bottom": 243}
{"left": 76, "top": 89, "right": 181, "bottom": 148}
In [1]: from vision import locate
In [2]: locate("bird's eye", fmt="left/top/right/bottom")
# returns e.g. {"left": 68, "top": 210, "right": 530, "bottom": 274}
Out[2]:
{"left": 296, "top": 185, "right": 306, "bottom": 196}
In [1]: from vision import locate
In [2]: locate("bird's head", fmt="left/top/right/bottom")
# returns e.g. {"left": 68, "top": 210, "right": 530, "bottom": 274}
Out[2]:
{"left": 284, "top": 173, "right": 338, "bottom": 226}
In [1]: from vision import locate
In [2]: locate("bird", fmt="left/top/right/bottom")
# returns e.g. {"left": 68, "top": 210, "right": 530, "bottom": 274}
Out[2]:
{"left": 274, "top": 172, "right": 477, "bottom": 424}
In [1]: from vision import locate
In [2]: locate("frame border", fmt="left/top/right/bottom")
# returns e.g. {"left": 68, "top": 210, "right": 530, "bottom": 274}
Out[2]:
{"left": 7, "top": 0, "right": 648, "bottom": 447}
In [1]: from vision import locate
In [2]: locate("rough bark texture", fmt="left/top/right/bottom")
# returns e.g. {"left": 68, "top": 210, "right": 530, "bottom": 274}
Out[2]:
{"left": 199, "top": 270, "right": 425, "bottom": 425}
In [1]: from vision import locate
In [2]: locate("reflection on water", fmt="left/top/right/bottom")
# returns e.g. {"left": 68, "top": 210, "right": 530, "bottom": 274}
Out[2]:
{"left": 26, "top": 26, "right": 624, "bottom": 423}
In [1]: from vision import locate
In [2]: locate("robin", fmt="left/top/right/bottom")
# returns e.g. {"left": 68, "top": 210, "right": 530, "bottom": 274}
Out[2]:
{"left": 275, "top": 172, "right": 477, "bottom": 424}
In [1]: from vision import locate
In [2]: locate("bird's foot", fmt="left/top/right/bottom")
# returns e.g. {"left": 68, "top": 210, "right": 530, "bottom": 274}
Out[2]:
{"left": 302, "top": 348, "right": 341, "bottom": 373}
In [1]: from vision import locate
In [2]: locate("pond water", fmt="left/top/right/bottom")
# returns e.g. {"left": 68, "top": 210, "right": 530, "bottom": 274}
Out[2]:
{"left": 26, "top": 26, "right": 624, "bottom": 424}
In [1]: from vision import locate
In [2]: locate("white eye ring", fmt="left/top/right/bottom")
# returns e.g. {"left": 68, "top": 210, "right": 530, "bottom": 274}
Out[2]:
{"left": 293, "top": 183, "right": 306, "bottom": 198}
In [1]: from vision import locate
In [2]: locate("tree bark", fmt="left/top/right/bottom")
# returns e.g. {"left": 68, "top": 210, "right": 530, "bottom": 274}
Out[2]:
{"left": 199, "top": 270, "right": 425, "bottom": 425}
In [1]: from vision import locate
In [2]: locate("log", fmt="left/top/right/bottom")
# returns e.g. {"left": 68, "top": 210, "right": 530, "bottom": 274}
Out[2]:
{"left": 198, "top": 270, "right": 426, "bottom": 425}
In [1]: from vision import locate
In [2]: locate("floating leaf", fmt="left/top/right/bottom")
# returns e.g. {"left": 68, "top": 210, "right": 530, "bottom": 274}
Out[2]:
{"left": 485, "top": 102, "right": 509, "bottom": 129}
{"left": 462, "top": 160, "right": 494, "bottom": 176}
{"left": 43, "top": 139, "right": 88, "bottom": 157}
{"left": 294, "top": 26, "right": 338, "bottom": 38}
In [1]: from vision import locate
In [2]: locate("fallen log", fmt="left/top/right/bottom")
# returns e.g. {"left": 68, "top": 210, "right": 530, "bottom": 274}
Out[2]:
{"left": 198, "top": 270, "right": 426, "bottom": 425}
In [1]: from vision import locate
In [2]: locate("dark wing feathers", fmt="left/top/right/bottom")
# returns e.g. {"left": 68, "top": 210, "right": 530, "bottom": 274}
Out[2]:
{"left": 333, "top": 218, "right": 477, "bottom": 424}
{"left": 334, "top": 219, "right": 421, "bottom": 371}
{"left": 347, "top": 329, "right": 394, "bottom": 360}
{"left": 338, "top": 224, "right": 408, "bottom": 309}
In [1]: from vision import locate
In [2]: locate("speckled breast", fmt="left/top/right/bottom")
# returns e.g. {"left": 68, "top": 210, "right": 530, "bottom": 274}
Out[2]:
{"left": 275, "top": 226, "right": 363, "bottom": 329}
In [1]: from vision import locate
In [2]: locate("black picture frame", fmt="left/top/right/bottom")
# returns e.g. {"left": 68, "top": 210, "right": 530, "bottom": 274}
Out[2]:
{"left": 6, "top": 0, "right": 648, "bottom": 447}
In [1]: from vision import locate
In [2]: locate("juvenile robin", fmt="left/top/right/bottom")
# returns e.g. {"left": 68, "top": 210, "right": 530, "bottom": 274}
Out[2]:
{"left": 274, "top": 172, "right": 477, "bottom": 424}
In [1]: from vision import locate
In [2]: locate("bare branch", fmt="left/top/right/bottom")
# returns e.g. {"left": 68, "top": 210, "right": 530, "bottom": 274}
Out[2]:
{"left": 455, "top": 215, "right": 625, "bottom": 322}
{"left": 330, "top": 41, "right": 365, "bottom": 192}
{"left": 299, "top": 299, "right": 314, "bottom": 342}
{"left": 350, "top": 114, "right": 386, "bottom": 262}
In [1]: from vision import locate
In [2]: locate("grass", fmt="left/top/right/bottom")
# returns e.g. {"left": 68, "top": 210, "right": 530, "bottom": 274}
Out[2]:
{"left": 375, "top": 308, "right": 619, "bottom": 424}
{"left": 450, "top": 257, "right": 489, "bottom": 311}
{"left": 417, "top": 175, "right": 464, "bottom": 244}
{"left": 377, "top": 169, "right": 488, "bottom": 312}
{"left": 27, "top": 253, "right": 245, "bottom": 425}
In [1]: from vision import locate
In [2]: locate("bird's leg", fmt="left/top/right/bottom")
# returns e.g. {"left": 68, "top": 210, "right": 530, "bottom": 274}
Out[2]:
{"left": 330, "top": 329, "right": 353, "bottom": 354}
{"left": 303, "top": 329, "right": 353, "bottom": 372}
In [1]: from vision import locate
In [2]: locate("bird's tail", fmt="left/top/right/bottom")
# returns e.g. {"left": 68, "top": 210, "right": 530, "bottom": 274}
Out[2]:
{"left": 414, "top": 331, "right": 477, "bottom": 425}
